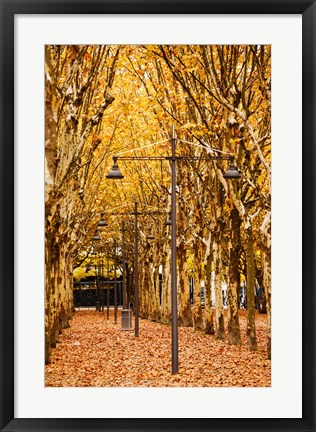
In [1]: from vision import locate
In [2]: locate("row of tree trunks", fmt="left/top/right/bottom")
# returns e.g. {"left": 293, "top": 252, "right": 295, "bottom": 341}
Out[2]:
{"left": 133, "top": 227, "right": 262, "bottom": 353}
{"left": 129, "top": 204, "right": 260, "bottom": 352}
{"left": 45, "top": 235, "right": 73, "bottom": 363}
{"left": 45, "top": 45, "right": 119, "bottom": 362}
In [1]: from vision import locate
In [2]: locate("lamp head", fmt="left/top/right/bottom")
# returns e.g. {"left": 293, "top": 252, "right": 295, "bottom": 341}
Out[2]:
{"left": 106, "top": 157, "right": 124, "bottom": 179}
{"left": 223, "top": 158, "right": 241, "bottom": 179}
{"left": 98, "top": 213, "right": 108, "bottom": 227}
{"left": 147, "top": 228, "right": 155, "bottom": 240}
{"left": 165, "top": 213, "right": 172, "bottom": 226}
{"left": 92, "top": 230, "right": 101, "bottom": 241}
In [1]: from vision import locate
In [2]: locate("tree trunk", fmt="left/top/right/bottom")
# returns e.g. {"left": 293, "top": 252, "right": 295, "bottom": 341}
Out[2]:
{"left": 227, "top": 208, "right": 241, "bottom": 345}
{"left": 256, "top": 263, "right": 267, "bottom": 314}
{"left": 45, "top": 234, "right": 73, "bottom": 364}
{"left": 204, "top": 236, "right": 215, "bottom": 335}
{"left": 150, "top": 265, "right": 161, "bottom": 322}
{"left": 260, "top": 211, "right": 271, "bottom": 359}
{"left": 147, "top": 246, "right": 160, "bottom": 322}
{"left": 177, "top": 240, "right": 192, "bottom": 327}
{"left": 139, "top": 245, "right": 150, "bottom": 319}
{"left": 191, "top": 238, "right": 204, "bottom": 331}
{"left": 161, "top": 242, "right": 171, "bottom": 324}
{"left": 214, "top": 239, "right": 225, "bottom": 340}
{"left": 262, "top": 250, "right": 271, "bottom": 359}
{"left": 245, "top": 224, "right": 257, "bottom": 350}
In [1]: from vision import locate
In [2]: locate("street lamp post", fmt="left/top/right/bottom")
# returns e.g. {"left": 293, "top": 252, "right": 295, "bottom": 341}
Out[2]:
{"left": 96, "top": 212, "right": 135, "bottom": 332}
{"left": 134, "top": 202, "right": 139, "bottom": 337}
{"left": 99, "top": 208, "right": 159, "bottom": 336}
{"left": 114, "top": 239, "right": 118, "bottom": 324}
{"left": 100, "top": 256, "right": 105, "bottom": 313}
{"left": 106, "top": 127, "right": 240, "bottom": 374}
{"left": 91, "top": 233, "right": 101, "bottom": 311}
{"left": 107, "top": 253, "right": 110, "bottom": 319}
{"left": 170, "top": 125, "right": 178, "bottom": 373}
{"left": 122, "top": 220, "right": 127, "bottom": 309}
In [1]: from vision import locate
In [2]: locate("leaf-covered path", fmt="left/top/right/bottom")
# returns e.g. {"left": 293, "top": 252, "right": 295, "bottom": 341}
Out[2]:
{"left": 45, "top": 309, "right": 271, "bottom": 387}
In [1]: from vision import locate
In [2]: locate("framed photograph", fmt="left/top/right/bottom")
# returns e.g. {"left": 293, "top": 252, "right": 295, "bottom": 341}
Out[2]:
{"left": 1, "top": 0, "right": 314, "bottom": 431}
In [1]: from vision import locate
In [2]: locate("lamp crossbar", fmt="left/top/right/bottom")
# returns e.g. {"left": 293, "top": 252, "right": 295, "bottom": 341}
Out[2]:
{"left": 114, "top": 155, "right": 232, "bottom": 161}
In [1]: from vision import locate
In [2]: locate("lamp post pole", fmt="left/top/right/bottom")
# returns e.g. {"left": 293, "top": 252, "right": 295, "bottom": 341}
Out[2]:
{"left": 107, "top": 253, "right": 110, "bottom": 319}
{"left": 114, "top": 240, "right": 118, "bottom": 324}
{"left": 95, "top": 263, "right": 100, "bottom": 312}
{"left": 122, "top": 220, "right": 127, "bottom": 309}
{"left": 100, "top": 257, "right": 104, "bottom": 313}
{"left": 134, "top": 201, "right": 139, "bottom": 337}
{"left": 170, "top": 125, "right": 178, "bottom": 374}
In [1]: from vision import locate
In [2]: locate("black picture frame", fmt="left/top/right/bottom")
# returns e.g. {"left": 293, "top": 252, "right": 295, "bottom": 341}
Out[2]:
{"left": 0, "top": 1, "right": 314, "bottom": 431}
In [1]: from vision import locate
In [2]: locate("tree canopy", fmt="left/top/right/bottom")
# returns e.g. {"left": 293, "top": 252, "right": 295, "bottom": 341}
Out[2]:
{"left": 45, "top": 44, "right": 271, "bottom": 363}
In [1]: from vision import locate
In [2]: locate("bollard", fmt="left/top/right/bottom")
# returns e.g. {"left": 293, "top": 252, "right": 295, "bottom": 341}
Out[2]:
{"left": 121, "top": 309, "right": 133, "bottom": 330}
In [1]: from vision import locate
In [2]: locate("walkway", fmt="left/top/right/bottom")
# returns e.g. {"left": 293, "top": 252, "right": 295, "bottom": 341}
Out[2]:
{"left": 45, "top": 309, "right": 271, "bottom": 387}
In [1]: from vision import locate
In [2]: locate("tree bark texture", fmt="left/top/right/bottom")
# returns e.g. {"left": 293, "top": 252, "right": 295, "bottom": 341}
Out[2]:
{"left": 227, "top": 208, "right": 241, "bottom": 345}
{"left": 45, "top": 235, "right": 73, "bottom": 363}
{"left": 161, "top": 241, "right": 172, "bottom": 324}
{"left": 204, "top": 235, "right": 215, "bottom": 335}
{"left": 191, "top": 237, "right": 204, "bottom": 331}
{"left": 246, "top": 224, "right": 257, "bottom": 350}
{"left": 214, "top": 239, "right": 225, "bottom": 340}
{"left": 177, "top": 240, "right": 192, "bottom": 327}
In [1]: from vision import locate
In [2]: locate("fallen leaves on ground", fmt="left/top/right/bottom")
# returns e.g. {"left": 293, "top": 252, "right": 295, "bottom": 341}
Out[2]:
{"left": 45, "top": 309, "right": 271, "bottom": 387}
